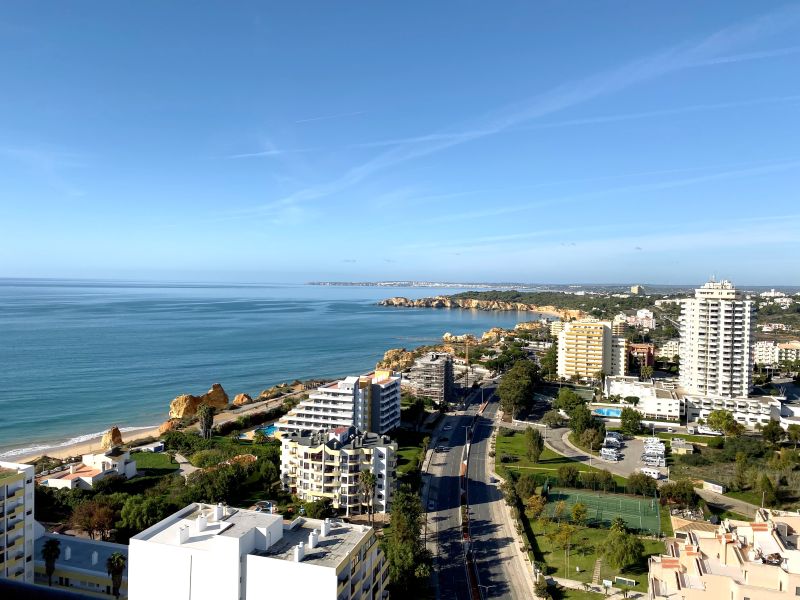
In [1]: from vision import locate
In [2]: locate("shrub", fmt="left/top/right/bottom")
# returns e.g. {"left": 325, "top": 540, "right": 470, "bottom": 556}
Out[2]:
{"left": 190, "top": 449, "right": 228, "bottom": 468}
{"left": 680, "top": 453, "right": 710, "bottom": 466}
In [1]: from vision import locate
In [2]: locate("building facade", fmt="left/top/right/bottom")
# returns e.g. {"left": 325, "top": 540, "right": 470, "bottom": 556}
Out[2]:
{"left": 128, "top": 504, "right": 388, "bottom": 600}
{"left": 557, "top": 319, "right": 626, "bottom": 379}
{"left": 278, "top": 371, "right": 400, "bottom": 436}
{"left": 38, "top": 448, "right": 137, "bottom": 491}
{"left": 754, "top": 340, "right": 778, "bottom": 367}
{"left": 628, "top": 342, "right": 655, "bottom": 371}
{"left": 603, "top": 376, "right": 681, "bottom": 421}
{"left": 0, "top": 461, "right": 35, "bottom": 584}
{"left": 33, "top": 529, "right": 128, "bottom": 597}
{"left": 778, "top": 341, "right": 800, "bottom": 364}
{"left": 649, "top": 509, "right": 800, "bottom": 600}
{"left": 406, "top": 353, "right": 453, "bottom": 405}
{"left": 281, "top": 427, "right": 396, "bottom": 514}
{"left": 656, "top": 339, "right": 680, "bottom": 360}
{"left": 679, "top": 280, "right": 755, "bottom": 398}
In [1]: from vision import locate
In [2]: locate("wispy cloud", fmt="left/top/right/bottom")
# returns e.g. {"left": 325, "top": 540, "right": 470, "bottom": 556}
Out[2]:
{"left": 351, "top": 94, "right": 800, "bottom": 149}
{"left": 226, "top": 147, "right": 315, "bottom": 159}
{"left": 248, "top": 5, "right": 800, "bottom": 213}
{"left": 295, "top": 110, "right": 365, "bottom": 124}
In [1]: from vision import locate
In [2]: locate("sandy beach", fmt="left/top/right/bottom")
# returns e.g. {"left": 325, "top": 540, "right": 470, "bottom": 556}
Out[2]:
{"left": 11, "top": 387, "right": 308, "bottom": 464}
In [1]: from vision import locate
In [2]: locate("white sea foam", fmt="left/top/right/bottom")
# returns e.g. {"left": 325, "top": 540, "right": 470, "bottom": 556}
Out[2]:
{"left": 0, "top": 425, "right": 158, "bottom": 459}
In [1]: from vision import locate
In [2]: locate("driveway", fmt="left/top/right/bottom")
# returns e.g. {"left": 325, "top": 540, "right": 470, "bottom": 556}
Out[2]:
{"left": 174, "top": 453, "right": 199, "bottom": 478}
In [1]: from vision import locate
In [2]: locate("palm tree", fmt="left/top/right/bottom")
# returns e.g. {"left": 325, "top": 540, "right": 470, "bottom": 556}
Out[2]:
{"left": 41, "top": 538, "right": 61, "bottom": 587}
{"left": 106, "top": 551, "right": 127, "bottom": 599}
{"left": 358, "top": 470, "right": 377, "bottom": 525}
{"left": 197, "top": 403, "right": 214, "bottom": 440}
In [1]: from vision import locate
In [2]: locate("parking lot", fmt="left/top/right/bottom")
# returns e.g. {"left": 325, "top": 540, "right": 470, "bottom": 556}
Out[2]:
{"left": 593, "top": 436, "right": 667, "bottom": 479}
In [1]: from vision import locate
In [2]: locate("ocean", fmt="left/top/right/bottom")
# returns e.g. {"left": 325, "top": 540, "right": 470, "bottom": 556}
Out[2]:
{"left": 0, "top": 279, "right": 539, "bottom": 457}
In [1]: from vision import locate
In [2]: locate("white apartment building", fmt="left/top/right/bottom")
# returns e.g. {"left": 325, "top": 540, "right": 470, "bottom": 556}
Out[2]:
{"left": 549, "top": 320, "right": 565, "bottom": 338}
{"left": 679, "top": 280, "right": 755, "bottom": 398}
{"left": 277, "top": 371, "right": 400, "bottom": 436}
{"left": 38, "top": 447, "right": 137, "bottom": 490}
{"left": 0, "top": 461, "right": 35, "bottom": 584}
{"left": 759, "top": 288, "right": 787, "bottom": 298}
{"left": 778, "top": 341, "right": 800, "bottom": 364}
{"left": 755, "top": 340, "right": 779, "bottom": 367}
{"left": 683, "top": 394, "right": 782, "bottom": 428}
{"left": 649, "top": 509, "right": 800, "bottom": 600}
{"left": 281, "top": 427, "right": 396, "bottom": 514}
{"left": 603, "top": 376, "right": 681, "bottom": 421}
{"left": 655, "top": 339, "right": 681, "bottom": 361}
{"left": 557, "top": 319, "right": 626, "bottom": 379}
{"left": 128, "top": 503, "right": 388, "bottom": 600}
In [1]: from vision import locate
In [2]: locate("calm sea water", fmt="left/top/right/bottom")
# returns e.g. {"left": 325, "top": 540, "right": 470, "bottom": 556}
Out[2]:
{"left": 0, "top": 279, "right": 537, "bottom": 457}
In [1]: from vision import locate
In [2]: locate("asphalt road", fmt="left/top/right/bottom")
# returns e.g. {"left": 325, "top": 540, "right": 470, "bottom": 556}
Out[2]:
{"left": 425, "top": 385, "right": 531, "bottom": 600}
{"left": 467, "top": 389, "right": 531, "bottom": 599}
{"left": 425, "top": 395, "right": 480, "bottom": 600}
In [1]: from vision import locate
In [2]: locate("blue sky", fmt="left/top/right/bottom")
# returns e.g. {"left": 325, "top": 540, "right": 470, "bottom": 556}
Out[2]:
{"left": 2, "top": 2, "right": 799, "bottom": 285}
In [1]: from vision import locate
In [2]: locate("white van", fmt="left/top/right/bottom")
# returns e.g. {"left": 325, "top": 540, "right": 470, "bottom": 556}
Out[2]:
{"left": 697, "top": 425, "right": 722, "bottom": 436}
{"left": 639, "top": 467, "right": 661, "bottom": 480}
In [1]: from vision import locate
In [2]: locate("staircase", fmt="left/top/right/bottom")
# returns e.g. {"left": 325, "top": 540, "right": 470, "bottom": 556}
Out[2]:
{"left": 591, "top": 558, "right": 603, "bottom": 585}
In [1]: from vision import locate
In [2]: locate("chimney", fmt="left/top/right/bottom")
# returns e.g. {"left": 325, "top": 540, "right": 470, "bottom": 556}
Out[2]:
{"left": 321, "top": 518, "right": 330, "bottom": 538}
{"left": 69, "top": 465, "right": 76, "bottom": 475}
{"left": 213, "top": 503, "right": 223, "bottom": 521}
{"left": 293, "top": 542, "right": 305, "bottom": 562}
{"left": 64, "top": 546, "right": 72, "bottom": 560}
{"left": 308, "top": 529, "right": 318, "bottom": 549}
{"left": 196, "top": 513, "right": 207, "bottom": 533}
{"left": 91, "top": 551, "right": 98, "bottom": 566}
{"left": 178, "top": 525, "right": 190, "bottom": 545}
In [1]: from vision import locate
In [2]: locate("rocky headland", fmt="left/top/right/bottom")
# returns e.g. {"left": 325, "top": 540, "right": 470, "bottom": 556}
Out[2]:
{"left": 168, "top": 383, "right": 230, "bottom": 419}
{"left": 378, "top": 295, "right": 585, "bottom": 320}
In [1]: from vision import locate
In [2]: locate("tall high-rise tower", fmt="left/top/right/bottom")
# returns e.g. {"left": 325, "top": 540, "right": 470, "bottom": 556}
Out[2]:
{"left": 679, "top": 280, "right": 755, "bottom": 398}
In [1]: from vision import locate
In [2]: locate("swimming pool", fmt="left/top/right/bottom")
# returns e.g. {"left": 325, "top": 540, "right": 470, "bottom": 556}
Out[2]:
{"left": 260, "top": 424, "right": 278, "bottom": 436}
{"left": 593, "top": 407, "right": 622, "bottom": 417}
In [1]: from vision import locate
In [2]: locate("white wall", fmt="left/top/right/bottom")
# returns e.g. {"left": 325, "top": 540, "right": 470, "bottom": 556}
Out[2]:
{"left": 245, "top": 555, "right": 336, "bottom": 600}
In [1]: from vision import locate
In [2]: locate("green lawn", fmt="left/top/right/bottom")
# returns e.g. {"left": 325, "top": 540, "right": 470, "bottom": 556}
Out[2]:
{"left": 394, "top": 430, "right": 427, "bottom": 476}
{"left": 557, "top": 589, "right": 605, "bottom": 600}
{"left": 131, "top": 451, "right": 177, "bottom": 471}
{"left": 495, "top": 431, "right": 627, "bottom": 485}
{"left": 705, "top": 504, "right": 749, "bottom": 522}
{"left": 527, "top": 520, "right": 662, "bottom": 591}
{"left": 725, "top": 489, "right": 762, "bottom": 507}
{"left": 659, "top": 506, "right": 674, "bottom": 537}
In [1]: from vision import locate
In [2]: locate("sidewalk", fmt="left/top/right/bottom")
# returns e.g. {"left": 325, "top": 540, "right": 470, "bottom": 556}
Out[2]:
{"left": 489, "top": 410, "right": 541, "bottom": 598}
{"left": 695, "top": 488, "right": 759, "bottom": 518}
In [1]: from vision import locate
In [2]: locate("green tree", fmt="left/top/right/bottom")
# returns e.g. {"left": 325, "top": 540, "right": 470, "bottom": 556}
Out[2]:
{"left": 620, "top": 407, "right": 642, "bottom": 436}
{"left": 580, "top": 427, "right": 604, "bottom": 451}
{"left": 707, "top": 409, "right": 744, "bottom": 439}
{"left": 525, "top": 427, "right": 545, "bottom": 463}
{"left": 627, "top": 472, "right": 657, "bottom": 496}
{"left": 610, "top": 517, "right": 627, "bottom": 533}
{"left": 553, "top": 388, "right": 584, "bottom": 412}
{"left": 252, "top": 429, "right": 268, "bottom": 444}
{"left": 733, "top": 451, "right": 749, "bottom": 491}
{"left": 541, "top": 409, "right": 564, "bottom": 428}
{"left": 540, "top": 344, "right": 558, "bottom": 379}
{"left": 106, "top": 552, "right": 127, "bottom": 599}
{"left": 516, "top": 473, "right": 538, "bottom": 499}
{"left": 497, "top": 360, "right": 538, "bottom": 418}
{"left": 568, "top": 404, "right": 593, "bottom": 436}
{"left": 757, "top": 474, "right": 777, "bottom": 507}
{"left": 526, "top": 494, "right": 547, "bottom": 521}
{"left": 788, "top": 423, "right": 800, "bottom": 449}
{"left": 571, "top": 502, "right": 588, "bottom": 526}
{"left": 197, "top": 403, "right": 215, "bottom": 440}
{"left": 761, "top": 420, "right": 785, "bottom": 447}
{"left": 41, "top": 538, "right": 61, "bottom": 587}
{"left": 640, "top": 365, "right": 654, "bottom": 380}
{"left": 359, "top": 469, "right": 377, "bottom": 525}
{"left": 553, "top": 500, "right": 567, "bottom": 522}
{"left": 599, "top": 530, "right": 644, "bottom": 569}
{"left": 120, "top": 495, "right": 172, "bottom": 532}
{"left": 623, "top": 396, "right": 640, "bottom": 406}
{"left": 382, "top": 485, "right": 431, "bottom": 594}
{"left": 557, "top": 464, "right": 580, "bottom": 488}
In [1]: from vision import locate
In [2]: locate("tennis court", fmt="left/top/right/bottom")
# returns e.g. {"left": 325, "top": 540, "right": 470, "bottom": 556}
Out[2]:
{"left": 545, "top": 488, "right": 661, "bottom": 534}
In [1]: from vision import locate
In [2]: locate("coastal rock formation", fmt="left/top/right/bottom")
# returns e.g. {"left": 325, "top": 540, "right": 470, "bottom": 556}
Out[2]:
{"left": 168, "top": 383, "right": 230, "bottom": 419}
{"left": 442, "top": 332, "right": 477, "bottom": 344}
{"left": 379, "top": 296, "right": 585, "bottom": 320}
{"left": 101, "top": 426, "right": 123, "bottom": 449}
{"left": 481, "top": 327, "right": 507, "bottom": 342}
{"left": 515, "top": 321, "right": 545, "bottom": 331}
{"left": 158, "top": 419, "right": 179, "bottom": 435}
{"left": 233, "top": 393, "right": 253, "bottom": 406}
{"left": 376, "top": 348, "right": 415, "bottom": 371}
